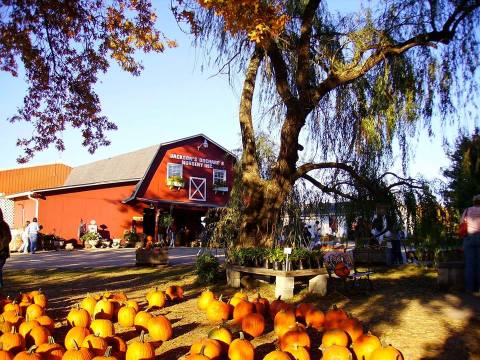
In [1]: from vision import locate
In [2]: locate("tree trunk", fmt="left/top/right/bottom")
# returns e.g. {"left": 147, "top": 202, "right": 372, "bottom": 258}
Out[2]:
{"left": 238, "top": 177, "right": 293, "bottom": 248}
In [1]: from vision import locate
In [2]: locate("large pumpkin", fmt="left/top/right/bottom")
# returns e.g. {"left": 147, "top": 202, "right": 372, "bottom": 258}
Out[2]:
{"left": 232, "top": 300, "right": 255, "bottom": 324}
{"left": 262, "top": 350, "right": 291, "bottom": 360}
{"left": 324, "top": 305, "right": 348, "bottom": 330}
{"left": 321, "top": 345, "right": 352, "bottom": 360}
{"left": 190, "top": 339, "right": 222, "bottom": 360}
{"left": 165, "top": 286, "right": 184, "bottom": 302}
{"left": 321, "top": 329, "right": 349, "bottom": 349}
{"left": 0, "top": 328, "right": 26, "bottom": 353}
{"left": 12, "top": 346, "right": 42, "bottom": 360}
{"left": 19, "top": 320, "right": 40, "bottom": 339}
{"left": 91, "top": 347, "right": 117, "bottom": 360}
{"left": 305, "top": 309, "right": 325, "bottom": 330}
{"left": 25, "top": 326, "right": 50, "bottom": 347}
{"left": 146, "top": 289, "right": 166, "bottom": 309}
{"left": 274, "top": 310, "right": 297, "bottom": 338}
{"left": 62, "top": 340, "right": 92, "bottom": 360}
{"left": 81, "top": 334, "right": 108, "bottom": 357}
{"left": 283, "top": 344, "right": 311, "bottom": 360}
{"left": 117, "top": 307, "right": 136, "bottom": 328}
{"left": 36, "top": 337, "right": 65, "bottom": 360}
{"left": 207, "top": 325, "right": 232, "bottom": 354}
{"left": 197, "top": 290, "right": 216, "bottom": 311}
{"left": 25, "top": 305, "right": 44, "bottom": 321}
{"left": 241, "top": 313, "right": 265, "bottom": 338}
{"left": 90, "top": 320, "right": 114, "bottom": 338}
{"left": 146, "top": 316, "right": 172, "bottom": 342}
{"left": 67, "top": 305, "right": 91, "bottom": 328}
{"left": 206, "top": 296, "right": 231, "bottom": 323}
{"left": 80, "top": 297, "right": 97, "bottom": 318}
{"left": 64, "top": 327, "right": 92, "bottom": 351}
{"left": 351, "top": 334, "right": 381, "bottom": 360}
{"left": 369, "top": 345, "right": 404, "bottom": 360}
{"left": 279, "top": 324, "right": 310, "bottom": 351}
{"left": 93, "top": 300, "right": 114, "bottom": 320}
{"left": 227, "top": 333, "right": 254, "bottom": 360}
{"left": 125, "top": 331, "right": 154, "bottom": 360}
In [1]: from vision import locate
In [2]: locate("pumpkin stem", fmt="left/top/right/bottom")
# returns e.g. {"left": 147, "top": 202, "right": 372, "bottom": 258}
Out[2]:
{"left": 239, "top": 332, "right": 245, "bottom": 340}
{"left": 27, "top": 345, "right": 38, "bottom": 354}
{"left": 218, "top": 295, "right": 223, "bottom": 302}
{"left": 72, "top": 339, "right": 79, "bottom": 350}
{"left": 47, "top": 336, "right": 55, "bottom": 345}
{"left": 199, "top": 345, "right": 206, "bottom": 356}
{"left": 104, "top": 346, "right": 112, "bottom": 357}
{"left": 139, "top": 330, "right": 146, "bottom": 343}
{"left": 277, "top": 295, "right": 281, "bottom": 301}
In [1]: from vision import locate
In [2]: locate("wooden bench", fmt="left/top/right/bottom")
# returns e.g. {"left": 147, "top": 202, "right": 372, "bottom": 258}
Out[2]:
{"left": 324, "top": 251, "right": 374, "bottom": 292}
{"left": 226, "top": 264, "right": 327, "bottom": 299}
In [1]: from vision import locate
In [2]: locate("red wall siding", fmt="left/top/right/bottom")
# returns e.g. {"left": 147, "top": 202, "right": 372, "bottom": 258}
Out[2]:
{"left": 38, "top": 184, "right": 145, "bottom": 240}
{"left": 13, "top": 198, "right": 37, "bottom": 228}
{"left": 142, "top": 139, "right": 235, "bottom": 205}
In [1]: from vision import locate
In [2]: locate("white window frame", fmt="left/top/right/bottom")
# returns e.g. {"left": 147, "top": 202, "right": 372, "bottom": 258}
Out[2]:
{"left": 212, "top": 169, "right": 226, "bottom": 185}
{"left": 167, "top": 163, "right": 183, "bottom": 179}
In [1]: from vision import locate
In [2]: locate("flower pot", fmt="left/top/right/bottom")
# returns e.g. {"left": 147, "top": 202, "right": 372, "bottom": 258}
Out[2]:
{"left": 264, "top": 259, "right": 271, "bottom": 269}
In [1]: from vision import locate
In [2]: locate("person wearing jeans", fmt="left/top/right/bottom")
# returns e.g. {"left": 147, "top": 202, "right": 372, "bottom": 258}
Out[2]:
{"left": 26, "top": 217, "right": 40, "bottom": 254}
{"left": 461, "top": 194, "right": 480, "bottom": 294}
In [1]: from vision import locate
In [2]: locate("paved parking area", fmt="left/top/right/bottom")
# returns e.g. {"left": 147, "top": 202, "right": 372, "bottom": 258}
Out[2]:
{"left": 5, "top": 247, "right": 224, "bottom": 270}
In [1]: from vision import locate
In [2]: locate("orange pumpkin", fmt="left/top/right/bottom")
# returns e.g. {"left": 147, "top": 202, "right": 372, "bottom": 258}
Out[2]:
{"left": 64, "top": 327, "right": 92, "bottom": 351}
{"left": 206, "top": 296, "right": 231, "bottom": 323}
{"left": 67, "top": 305, "right": 91, "bottom": 328}
{"left": 369, "top": 345, "right": 404, "bottom": 360}
{"left": 305, "top": 309, "right": 325, "bottom": 330}
{"left": 3, "top": 303, "right": 20, "bottom": 314}
{"left": 324, "top": 305, "right": 348, "bottom": 329}
{"left": 81, "top": 334, "right": 108, "bottom": 357}
{"left": 351, "top": 334, "right": 382, "bottom": 360}
{"left": 36, "top": 336, "right": 65, "bottom": 360}
{"left": 12, "top": 346, "right": 41, "bottom": 360}
{"left": 269, "top": 296, "right": 291, "bottom": 319}
{"left": 232, "top": 300, "right": 255, "bottom": 324}
{"left": 283, "top": 344, "right": 310, "bottom": 360}
{"left": 35, "top": 316, "right": 55, "bottom": 332}
{"left": 334, "top": 262, "right": 351, "bottom": 278}
{"left": 125, "top": 331, "right": 154, "bottom": 360}
{"left": 133, "top": 312, "right": 152, "bottom": 332}
{"left": 80, "top": 297, "right": 97, "bottom": 318}
{"left": 251, "top": 293, "right": 269, "bottom": 317}
{"left": 105, "top": 336, "right": 126, "bottom": 360}
{"left": 279, "top": 324, "right": 310, "bottom": 351}
{"left": 274, "top": 310, "right": 297, "bottom": 338}
{"left": 184, "top": 348, "right": 210, "bottom": 360}
{"left": 321, "top": 329, "right": 349, "bottom": 349}
{"left": 241, "top": 313, "right": 265, "bottom": 338}
{"left": 227, "top": 332, "right": 254, "bottom": 360}
{"left": 93, "top": 300, "right": 114, "bottom": 320}
{"left": 207, "top": 325, "right": 232, "bottom": 354}
{"left": 125, "top": 301, "right": 139, "bottom": 312}
{"left": 339, "top": 318, "right": 363, "bottom": 343}
{"left": 62, "top": 340, "right": 92, "bottom": 360}
{"left": 117, "top": 307, "right": 136, "bottom": 328}
{"left": 32, "top": 292, "right": 47, "bottom": 309}
{"left": 1, "top": 312, "right": 23, "bottom": 328}
{"left": 25, "top": 326, "right": 50, "bottom": 347}
{"left": 91, "top": 347, "right": 117, "bottom": 360}
{"left": 262, "top": 350, "right": 291, "bottom": 360}
{"left": 0, "top": 328, "right": 25, "bottom": 354}
{"left": 295, "top": 303, "right": 315, "bottom": 323}
{"left": 321, "top": 345, "right": 352, "bottom": 360}
{"left": 146, "top": 289, "right": 165, "bottom": 309}
{"left": 25, "top": 305, "right": 43, "bottom": 321}
{"left": 19, "top": 320, "right": 40, "bottom": 338}
{"left": 190, "top": 339, "right": 222, "bottom": 360}
{"left": 0, "top": 344, "right": 13, "bottom": 360}
{"left": 0, "top": 319, "right": 13, "bottom": 335}
{"left": 165, "top": 286, "right": 183, "bottom": 302}
{"left": 197, "top": 290, "right": 216, "bottom": 311}
{"left": 90, "top": 319, "right": 114, "bottom": 338}
{"left": 146, "top": 316, "right": 172, "bottom": 342}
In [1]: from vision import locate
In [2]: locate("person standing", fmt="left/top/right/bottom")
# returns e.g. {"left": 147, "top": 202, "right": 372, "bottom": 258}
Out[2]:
{"left": 0, "top": 209, "right": 12, "bottom": 288}
{"left": 460, "top": 194, "right": 480, "bottom": 294}
{"left": 26, "top": 217, "right": 40, "bottom": 254}
{"left": 19, "top": 221, "right": 30, "bottom": 253}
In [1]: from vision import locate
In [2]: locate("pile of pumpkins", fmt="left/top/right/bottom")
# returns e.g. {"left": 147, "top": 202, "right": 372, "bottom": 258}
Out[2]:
{"left": 187, "top": 290, "right": 403, "bottom": 360}
{"left": 0, "top": 285, "right": 184, "bottom": 360}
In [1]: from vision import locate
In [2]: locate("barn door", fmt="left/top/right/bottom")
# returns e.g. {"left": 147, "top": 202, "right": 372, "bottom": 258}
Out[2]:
{"left": 189, "top": 177, "right": 206, "bottom": 201}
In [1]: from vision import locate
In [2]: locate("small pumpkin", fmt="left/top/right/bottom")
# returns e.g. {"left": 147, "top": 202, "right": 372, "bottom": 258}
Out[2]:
{"left": 35, "top": 316, "right": 55, "bottom": 332}
{"left": 80, "top": 296, "right": 97, "bottom": 318}
{"left": 19, "top": 319, "right": 40, "bottom": 339}
{"left": 0, "top": 328, "right": 26, "bottom": 354}
{"left": 274, "top": 310, "right": 297, "bottom": 338}
{"left": 262, "top": 350, "right": 291, "bottom": 360}
{"left": 36, "top": 336, "right": 65, "bottom": 360}
{"left": 125, "top": 331, "right": 154, "bottom": 360}
{"left": 64, "top": 327, "right": 92, "bottom": 351}
{"left": 93, "top": 300, "right": 114, "bottom": 321}
{"left": 1, "top": 313, "right": 23, "bottom": 328}
{"left": 324, "top": 305, "right": 348, "bottom": 329}
{"left": 269, "top": 296, "right": 291, "bottom": 319}
{"left": 227, "top": 332, "right": 254, "bottom": 360}
{"left": 81, "top": 334, "right": 108, "bottom": 357}
{"left": 206, "top": 296, "right": 231, "bottom": 323}
{"left": 25, "top": 326, "right": 50, "bottom": 347}
{"left": 32, "top": 292, "right": 47, "bottom": 309}
{"left": 197, "top": 290, "right": 216, "bottom": 311}
{"left": 321, "top": 345, "right": 352, "bottom": 360}
{"left": 321, "top": 329, "right": 349, "bottom": 349}
{"left": 3, "top": 303, "right": 20, "bottom": 315}
{"left": 241, "top": 313, "right": 265, "bottom": 338}
{"left": 117, "top": 307, "right": 136, "bottom": 328}
{"left": 165, "top": 286, "right": 183, "bottom": 302}
{"left": 146, "top": 316, "right": 172, "bottom": 342}
{"left": 251, "top": 293, "right": 269, "bottom": 317}
{"left": 125, "top": 301, "right": 139, "bottom": 312}
{"left": 190, "top": 339, "right": 222, "bottom": 360}
{"left": 283, "top": 344, "right": 311, "bottom": 360}
{"left": 369, "top": 345, "right": 404, "bottom": 360}
{"left": 12, "top": 345, "right": 41, "bottom": 360}
{"left": 91, "top": 347, "right": 117, "bottom": 360}
{"left": 62, "top": 340, "right": 92, "bottom": 360}
{"left": 89, "top": 320, "right": 114, "bottom": 338}
{"left": 232, "top": 300, "right": 254, "bottom": 324}
{"left": 0, "top": 319, "right": 13, "bottom": 335}
{"left": 133, "top": 312, "right": 152, "bottom": 332}
{"left": 304, "top": 309, "right": 325, "bottom": 330}
{"left": 146, "top": 289, "right": 165, "bottom": 309}
{"left": 351, "top": 333, "right": 382, "bottom": 360}
{"left": 67, "top": 305, "right": 91, "bottom": 328}
{"left": 24, "top": 306, "right": 43, "bottom": 322}
{"left": 207, "top": 325, "right": 232, "bottom": 354}
{"left": 279, "top": 324, "right": 310, "bottom": 351}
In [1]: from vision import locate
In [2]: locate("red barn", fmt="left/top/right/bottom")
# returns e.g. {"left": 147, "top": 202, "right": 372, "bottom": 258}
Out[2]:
{"left": 5, "top": 134, "right": 235, "bottom": 245}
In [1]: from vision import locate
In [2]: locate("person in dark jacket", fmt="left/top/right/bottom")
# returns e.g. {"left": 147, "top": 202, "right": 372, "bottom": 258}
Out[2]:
{"left": 0, "top": 209, "right": 12, "bottom": 288}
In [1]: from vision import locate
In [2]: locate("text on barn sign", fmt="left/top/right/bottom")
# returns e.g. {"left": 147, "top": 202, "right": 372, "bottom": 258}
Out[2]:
{"left": 169, "top": 153, "right": 225, "bottom": 168}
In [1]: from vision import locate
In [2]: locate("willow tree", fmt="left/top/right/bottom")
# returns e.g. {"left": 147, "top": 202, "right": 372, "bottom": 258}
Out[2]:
{"left": 176, "top": 0, "right": 480, "bottom": 247}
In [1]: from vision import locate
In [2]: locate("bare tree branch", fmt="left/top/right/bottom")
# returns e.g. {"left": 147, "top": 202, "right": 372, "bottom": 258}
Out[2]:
{"left": 302, "top": 174, "right": 358, "bottom": 201}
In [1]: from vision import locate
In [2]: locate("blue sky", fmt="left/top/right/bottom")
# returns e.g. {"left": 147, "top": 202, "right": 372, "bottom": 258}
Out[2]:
{"left": 0, "top": 1, "right": 478, "bottom": 182}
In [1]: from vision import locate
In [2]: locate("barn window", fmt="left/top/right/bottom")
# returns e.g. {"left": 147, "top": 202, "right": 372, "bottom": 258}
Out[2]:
{"left": 213, "top": 169, "right": 226, "bottom": 186}
{"left": 167, "top": 163, "right": 183, "bottom": 179}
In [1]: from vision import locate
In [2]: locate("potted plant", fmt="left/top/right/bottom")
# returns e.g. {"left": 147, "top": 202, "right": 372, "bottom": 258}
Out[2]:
{"left": 271, "top": 248, "right": 286, "bottom": 270}
{"left": 213, "top": 179, "right": 228, "bottom": 193}
{"left": 310, "top": 249, "right": 324, "bottom": 268}
{"left": 167, "top": 175, "right": 185, "bottom": 189}
{"left": 81, "top": 232, "right": 102, "bottom": 249}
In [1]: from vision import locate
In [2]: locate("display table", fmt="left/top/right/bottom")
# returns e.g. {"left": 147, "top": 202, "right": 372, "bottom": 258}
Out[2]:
{"left": 226, "top": 264, "right": 327, "bottom": 299}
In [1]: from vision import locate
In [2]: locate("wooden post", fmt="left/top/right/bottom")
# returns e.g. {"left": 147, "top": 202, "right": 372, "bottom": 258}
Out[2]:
{"left": 227, "top": 267, "right": 241, "bottom": 288}
{"left": 275, "top": 276, "right": 294, "bottom": 299}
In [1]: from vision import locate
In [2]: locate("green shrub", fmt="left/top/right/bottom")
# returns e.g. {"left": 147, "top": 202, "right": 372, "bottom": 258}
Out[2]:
{"left": 195, "top": 253, "right": 220, "bottom": 284}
